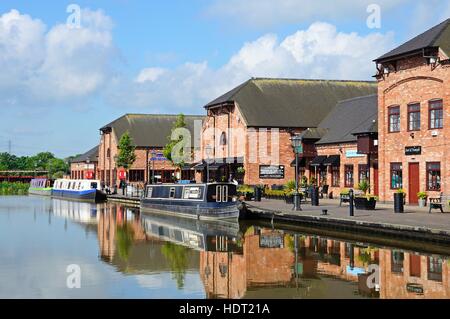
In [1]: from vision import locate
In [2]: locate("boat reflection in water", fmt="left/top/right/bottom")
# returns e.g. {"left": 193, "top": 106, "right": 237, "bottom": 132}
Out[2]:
{"left": 52, "top": 198, "right": 99, "bottom": 225}
{"left": 92, "top": 203, "right": 450, "bottom": 299}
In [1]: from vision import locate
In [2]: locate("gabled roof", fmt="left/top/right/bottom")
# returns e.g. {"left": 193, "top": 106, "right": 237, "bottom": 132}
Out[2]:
{"left": 375, "top": 18, "right": 450, "bottom": 62}
{"left": 316, "top": 94, "right": 378, "bottom": 145}
{"left": 100, "top": 114, "right": 205, "bottom": 148}
{"left": 204, "top": 78, "right": 377, "bottom": 128}
{"left": 71, "top": 145, "right": 99, "bottom": 163}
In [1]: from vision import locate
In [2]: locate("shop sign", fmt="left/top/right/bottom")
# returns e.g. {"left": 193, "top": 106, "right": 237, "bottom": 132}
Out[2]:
{"left": 259, "top": 165, "right": 285, "bottom": 179}
{"left": 345, "top": 150, "right": 365, "bottom": 158}
{"left": 118, "top": 170, "right": 126, "bottom": 180}
{"left": 405, "top": 146, "right": 421, "bottom": 156}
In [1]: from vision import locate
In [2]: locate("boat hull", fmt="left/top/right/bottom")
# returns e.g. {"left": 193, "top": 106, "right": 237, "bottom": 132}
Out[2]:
{"left": 51, "top": 189, "right": 106, "bottom": 202}
{"left": 140, "top": 198, "right": 239, "bottom": 221}
{"left": 28, "top": 188, "right": 52, "bottom": 196}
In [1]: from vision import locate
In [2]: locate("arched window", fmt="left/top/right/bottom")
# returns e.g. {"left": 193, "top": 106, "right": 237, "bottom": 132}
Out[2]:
{"left": 107, "top": 148, "right": 111, "bottom": 158}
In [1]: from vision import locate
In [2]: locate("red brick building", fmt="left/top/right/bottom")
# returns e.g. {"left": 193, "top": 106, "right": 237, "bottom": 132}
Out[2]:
{"left": 375, "top": 19, "right": 450, "bottom": 203}
{"left": 309, "top": 94, "right": 379, "bottom": 198}
{"left": 98, "top": 114, "right": 204, "bottom": 188}
{"left": 197, "top": 78, "right": 376, "bottom": 186}
{"left": 70, "top": 145, "right": 99, "bottom": 180}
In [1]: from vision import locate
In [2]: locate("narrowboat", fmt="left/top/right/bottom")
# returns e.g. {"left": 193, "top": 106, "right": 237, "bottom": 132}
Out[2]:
{"left": 28, "top": 178, "right": 52, "bottom": 196}
{"left": 52, "top": 179, "right": 107, "bottom": 202}
{"left": 141, "top": 182, "right": 240, "bottom": 220}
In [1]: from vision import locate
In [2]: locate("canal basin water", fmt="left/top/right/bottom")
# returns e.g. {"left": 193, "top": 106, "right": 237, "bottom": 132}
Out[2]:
{"left": 0, "top": 196, "right": 449, "bottom": 299}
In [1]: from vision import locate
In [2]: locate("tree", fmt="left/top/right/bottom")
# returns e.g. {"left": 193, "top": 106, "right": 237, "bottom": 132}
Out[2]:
{"left": 46, "top": 158, "right": 69, "bottom": 179}
{"left": 163, "top": 114, "right": 189, "bottom": 170}
{"left": 116, "top": 131, "right": 136, "bottom": 181}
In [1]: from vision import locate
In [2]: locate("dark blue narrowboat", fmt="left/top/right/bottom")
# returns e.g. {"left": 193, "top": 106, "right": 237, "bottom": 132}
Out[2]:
{"left": 141, "top": 182, "right": 240, "bottom": 220}
{"left": 51, "top": 179, "right": 107, "bottom": 202}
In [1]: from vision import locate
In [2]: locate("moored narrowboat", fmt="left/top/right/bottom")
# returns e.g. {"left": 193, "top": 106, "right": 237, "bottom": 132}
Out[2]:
{"left": 29, "top": 178, "right": 53, "bottom": 196}
{"left": 141, "top": 182, "right": 240, "bottom": 220}
{"left": 51, "top": 179, "right": 107, "bottom": 202}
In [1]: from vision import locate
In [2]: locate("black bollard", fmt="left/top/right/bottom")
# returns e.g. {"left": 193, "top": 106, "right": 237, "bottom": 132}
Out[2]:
{"left": 349, "top": 189, "right": 354, "bottom": 217}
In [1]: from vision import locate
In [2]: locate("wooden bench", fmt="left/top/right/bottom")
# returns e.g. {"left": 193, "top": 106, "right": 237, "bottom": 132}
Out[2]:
{"left": 429, "top": 193, "right": 445, "bottom": 213}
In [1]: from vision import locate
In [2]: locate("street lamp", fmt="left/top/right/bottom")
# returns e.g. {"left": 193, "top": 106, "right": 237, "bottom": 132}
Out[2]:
{"left": 291, "top": 135, "right": 302, "bottom": 211}
{"left": 205, "top": 145, "right": 213, "bottom": 183}
{"left": 151, "top": 150, "right": 156, "bottom": 184}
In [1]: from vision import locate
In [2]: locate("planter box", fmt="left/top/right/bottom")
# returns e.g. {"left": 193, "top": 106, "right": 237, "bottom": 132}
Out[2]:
{"left": 354, "top": 197, "right": 377, "bottom": 210}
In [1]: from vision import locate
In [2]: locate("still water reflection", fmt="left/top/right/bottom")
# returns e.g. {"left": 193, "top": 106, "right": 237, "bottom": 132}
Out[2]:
{"left": 0, "top": 196, "right": 449, "bottom": 299}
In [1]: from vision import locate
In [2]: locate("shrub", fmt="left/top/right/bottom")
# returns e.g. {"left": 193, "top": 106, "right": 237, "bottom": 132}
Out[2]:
{"left": 237, "top": 185, "right": 254, "bottom": 194}
{"left": 284, "top": 180, "right": 296, "bottom": 191}
{"left": 358, "top": 179, "right": 370, "bottom": 194}
{"left": 417, "top": 191, "right": 427, "bottom": 200}
{"left": 0, "top": 182, "right": 29, "bottom": 195}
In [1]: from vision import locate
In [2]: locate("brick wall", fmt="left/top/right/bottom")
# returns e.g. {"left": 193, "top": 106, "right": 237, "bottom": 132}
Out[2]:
{"left": 378, "top": 53, "right": 450, "bottom": 202}
{"left": 70, "top": 162, "right": 97, "bottom": 179}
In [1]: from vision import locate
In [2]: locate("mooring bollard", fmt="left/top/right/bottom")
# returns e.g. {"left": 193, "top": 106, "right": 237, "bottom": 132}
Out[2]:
{"left": 349, "top": 189, "right": 354, "bottom": 217}
{"left": 321, "top": 209, "right": 328, "bottom": 216}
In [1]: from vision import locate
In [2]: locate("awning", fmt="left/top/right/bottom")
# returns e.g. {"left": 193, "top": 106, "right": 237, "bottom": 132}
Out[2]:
{"left": 310, "top": 155, "right": 328, "bottom": 167}
{"left": 323, "top": 155, "right": 340, "bottom": 166}
{"left": 290, "top": 156, "right": 306, "bottom": 167}
{"left": 208, "top": 162, "right": 226, "bottom": 171}
{"left": 193, "top": 161, "right": 206, "bottom": 171}
{"left": 181, "top": 163, "right": 195, "bottom": 171}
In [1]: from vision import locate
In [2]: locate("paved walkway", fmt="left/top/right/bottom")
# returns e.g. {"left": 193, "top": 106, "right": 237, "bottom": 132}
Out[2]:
{"left": 245, "top": 198, "right": 450, "bottom": 234}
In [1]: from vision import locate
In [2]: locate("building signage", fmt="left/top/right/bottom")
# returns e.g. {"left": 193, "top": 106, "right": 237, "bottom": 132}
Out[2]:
{"left": 405, "top": 146, "right": 421, "bottom": 156}
{"left": 345, "top": 150, "right": 365, "bottom": 158}
{"left": 260, "top": 233, "right": 284, "bottom": 248}
{"left": 406, "top": 283, "right": 424, "bottom": 294}
{"left": 259, "top": 165, "right": 285, "bottom": 179}
{"left": 150, "top": 153, "right": 167, "bottom": 161}
{"left": 118, "top": 170, "right": 126, "bottom": 180}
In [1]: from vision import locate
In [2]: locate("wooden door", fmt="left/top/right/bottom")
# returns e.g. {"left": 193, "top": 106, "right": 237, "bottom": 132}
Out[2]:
{"left": 408, "top": 163, "right": 420, "bottom": 204}
{"left": 373, "top": 164, "right": 379, "bottom": 196}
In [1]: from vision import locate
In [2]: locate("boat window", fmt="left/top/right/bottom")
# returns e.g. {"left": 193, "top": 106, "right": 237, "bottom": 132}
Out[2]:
{"left": 68, "top": 182, "right": 71, "bottom": 190}
{"left": 91, "top": 182, "right": 97, "bottom": 189}
{"left": 222, "top": 186, "right": 228, "bottom": 202}
{"left": 216, "top": 186, "right": 222, "bottom": 202}
{"left": 183, "top": 187, "right": 201, "bottom": 199}
{"left": 78, "top": 182, "right": 82, "bottom": 190}
{"left": 147, "top": 187, "right": 153, "bottom": 198}
{"left": 169, "top": 187, "right": 176, "bottom": 199}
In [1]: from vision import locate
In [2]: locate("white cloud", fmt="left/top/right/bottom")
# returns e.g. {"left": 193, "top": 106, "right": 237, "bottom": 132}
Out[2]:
{"left": 135, "top": 67, "right": 167, "bottom": 83}
{"left": 205, "top": 0, "right": 408, "bottom": 28}
{"left": 0, "top": 8, "right": 116, "bottom": 107}
{"left": 116, "top": 22, "right": 394, "bottom": 113}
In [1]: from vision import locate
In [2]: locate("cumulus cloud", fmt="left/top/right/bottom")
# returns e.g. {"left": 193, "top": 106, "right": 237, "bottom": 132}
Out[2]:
{"left": 205, "top": 0, "right": 408, "bottom": 28}
{"left": 0, "top": 8, "right": 116, "bottom": 108}
{"left": 116, "top": 22, "right": 394, "bottom": 113}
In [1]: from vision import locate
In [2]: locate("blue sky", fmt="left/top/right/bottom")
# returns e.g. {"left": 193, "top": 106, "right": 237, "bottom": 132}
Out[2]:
{"left": 0, "top": 0, "right": 449, "bottom": 157}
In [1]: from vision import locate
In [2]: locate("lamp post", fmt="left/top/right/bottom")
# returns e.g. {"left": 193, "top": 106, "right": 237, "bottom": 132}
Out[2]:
{"left": 291, "top": 135, "right": 302, "bottom": 211}
{"left": 151, "top": 150, "right": 156, "bottom": 184}
{"left": 205, "top": 145, "right": 213, "bottom": 183}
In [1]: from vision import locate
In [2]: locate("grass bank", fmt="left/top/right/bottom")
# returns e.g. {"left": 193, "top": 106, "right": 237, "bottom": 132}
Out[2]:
{"left": 0, "top": 182, "right": 29, "bottom": 195}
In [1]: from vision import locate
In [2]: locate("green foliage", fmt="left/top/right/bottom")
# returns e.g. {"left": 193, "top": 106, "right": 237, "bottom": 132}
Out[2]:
{"left": 0, "top": 152, "right": 69, "bottom": 178}
{"left": 396, "top": 188, "right": 406, "bottom": 195}
{"left": 310, "top": 176, "right": 317, "bottom": 185}
{"left": 358, "top": 179, "right": 370, "bottom": 194}
{"left": 340, "top": 188, "right": 350, "bottom": 195}
{"left": 284, "top": 180, "right": 296, "bottom": 191}
{"left": 236, "top": 166, "right": 245, "bottom": 174}
{"left": 163, "top": 114, "right": 188, "bottom": 168}
{"left": 265, "top": 189, "right": 286, "bottom": 197}
{"left": 301, "top": 176, "right": 308, "bottom": 187}
{"left": 237, "top": 185, "right": 254, "bottom": 194}
{"left": 355, "top": 194, "right": 379, "bottom": 200}
{"left": 161, "top": 242, "right": 189, "bottom": 289}
{"left": 417, "top": 191, "right": 427, "bottom": 200}
{"left": 116, "top": 224, "right": 134, "bottom": 261}
{"left": 0, "top": 182, "right": 29, "bottom": 195}
{"left": 116, "top": 131, "right": 136, "bottom": 170}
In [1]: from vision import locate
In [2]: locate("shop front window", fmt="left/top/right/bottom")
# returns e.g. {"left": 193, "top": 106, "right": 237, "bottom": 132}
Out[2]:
{"left": 426, "top": 162, "right": 441, "bottom": 191}
{"left": 358, "top": 164, "right": 368, "bottom": 183}
{"left": 331, "top": 166, "right": 340, "bottom": 187}
{"left": 390, "top": 163, "right": 402, "bottom": 189}
{"left": 344, "top": 165, "right": 354, "bottom": 188}
{"left": 427, "top": 256, "right": 443, "bottom": 282}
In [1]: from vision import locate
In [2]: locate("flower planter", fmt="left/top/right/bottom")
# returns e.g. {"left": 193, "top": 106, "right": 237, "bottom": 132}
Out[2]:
{"left": 354, "top": 197, "right": 377, "bottom": 210}
{"left": 394, "top": 193, "right": 404, "bottom": 213}
{"left": 418, "top": 198, "right": 426, "bottom": 208}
